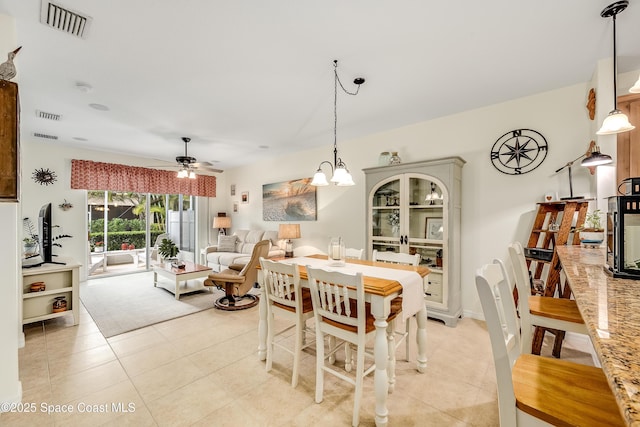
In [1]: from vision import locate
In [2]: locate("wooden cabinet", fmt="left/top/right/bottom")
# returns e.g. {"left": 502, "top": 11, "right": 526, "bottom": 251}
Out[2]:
{"left": 0, "top": 81, "right": 19, "bottom": 201}
{"left": 363, "top": 157, "right": 464, "bottom": 326}
{"left": 21, "top": 259, "right": 80, "bottom": 325}
{"left": 617, "top": 93, "right": 640, "bottom": 187}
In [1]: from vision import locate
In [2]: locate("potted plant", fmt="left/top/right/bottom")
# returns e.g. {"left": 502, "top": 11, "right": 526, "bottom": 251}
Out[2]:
{"left": 94, "top": 241, "right": 104, "bottom": 252}
{"left": 22, "top": 218, "right": 39, "bottom": 256}
{"left": 158, "top": 238, "right": 179, "bottom": 261}
{"left": 579, "top": 209, "right": 604, "bottom": 245}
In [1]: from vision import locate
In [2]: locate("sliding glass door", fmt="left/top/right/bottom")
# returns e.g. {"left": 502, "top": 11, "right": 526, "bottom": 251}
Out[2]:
{"left": 87, "top": 191, "right": 196, "bottom": 277}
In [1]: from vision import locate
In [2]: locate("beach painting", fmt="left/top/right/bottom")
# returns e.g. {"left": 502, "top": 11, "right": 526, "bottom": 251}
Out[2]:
{"left": 262, "top": 178, "right": 317, "bottom": 221}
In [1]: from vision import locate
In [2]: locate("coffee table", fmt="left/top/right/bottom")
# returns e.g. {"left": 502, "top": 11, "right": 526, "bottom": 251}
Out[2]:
{"left": 153, "top": 261, "right": 212, "bottom": 300}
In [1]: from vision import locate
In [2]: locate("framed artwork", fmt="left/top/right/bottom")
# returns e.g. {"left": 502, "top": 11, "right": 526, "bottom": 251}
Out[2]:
{"left": 241, "top": 191, "right": 249, "bottom": 204}
{"left": 230, "top": 184, "right": 236, "bottom": 196}
{"left": 262, "top": 177, "right": 317, "bottom": 221}
{"left": 426, "top": 218, "right": 443, "bottom": 240}
{"left": 233, "top": 202, "right": 238, "bottom": 212}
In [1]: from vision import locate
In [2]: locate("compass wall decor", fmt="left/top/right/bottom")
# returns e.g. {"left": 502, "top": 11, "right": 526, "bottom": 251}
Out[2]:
{"left": 490, "top": 129, "right": 548, "bottom": 175}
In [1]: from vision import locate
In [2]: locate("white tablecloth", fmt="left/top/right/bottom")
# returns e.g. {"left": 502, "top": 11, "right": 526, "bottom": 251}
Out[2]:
{"left": 283, "top": 256, "right": 424, "bottom": 321}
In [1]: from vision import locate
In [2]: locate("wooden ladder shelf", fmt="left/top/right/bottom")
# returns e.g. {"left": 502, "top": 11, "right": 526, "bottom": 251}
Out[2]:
{"left": 525, "top": 199, "right": 590, "bottom": 356}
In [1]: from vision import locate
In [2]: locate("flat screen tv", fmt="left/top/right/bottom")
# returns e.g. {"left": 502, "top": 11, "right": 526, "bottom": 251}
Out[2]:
{"left": 23, "top": 203, "right": 65, "bottom": 268}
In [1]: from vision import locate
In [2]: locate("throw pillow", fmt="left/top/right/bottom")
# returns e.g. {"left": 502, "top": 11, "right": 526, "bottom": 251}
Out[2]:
{"left": 217, "top": 235, "right": 237, "bottom": 252}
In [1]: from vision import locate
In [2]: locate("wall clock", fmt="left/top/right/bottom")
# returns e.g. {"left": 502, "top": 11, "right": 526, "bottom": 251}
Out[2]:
{"left": 32, "top": 167, "right": 57, "bottom": 185}
{"left": 490, "top": 129, "right": 548, "bottom": 175}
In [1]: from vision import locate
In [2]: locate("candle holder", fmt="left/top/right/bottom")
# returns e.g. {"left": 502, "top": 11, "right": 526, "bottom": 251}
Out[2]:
{"left": 328, "top": 237, "right": 346, "bottom": 266}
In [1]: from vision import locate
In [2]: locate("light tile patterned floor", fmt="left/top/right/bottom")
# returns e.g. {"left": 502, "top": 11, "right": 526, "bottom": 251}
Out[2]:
{"left": 2, "top": 296, "right": 593, "bottom": 426}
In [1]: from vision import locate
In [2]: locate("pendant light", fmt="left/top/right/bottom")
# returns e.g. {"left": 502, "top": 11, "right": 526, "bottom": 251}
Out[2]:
{"left": 311, "top": 60, "right": 365, "bottom": 187}
{"left": 597, "top": 1, "right": 635, "bottom": 135}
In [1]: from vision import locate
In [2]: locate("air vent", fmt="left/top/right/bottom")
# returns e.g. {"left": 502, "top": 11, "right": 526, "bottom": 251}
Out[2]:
{"left": 40, "top": 1, "right": 92, "bottom": 39}
{"left": 33, "top": 132, "right": 59, "bottom": 140}
{"left": 36, "top": 110, "right": 61, "bottom": 121}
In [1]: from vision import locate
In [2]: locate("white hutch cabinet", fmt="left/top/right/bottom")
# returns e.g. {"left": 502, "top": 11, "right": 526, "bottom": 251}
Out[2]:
{"left": 363, "top": 157, "right": 464, "bottom": 326}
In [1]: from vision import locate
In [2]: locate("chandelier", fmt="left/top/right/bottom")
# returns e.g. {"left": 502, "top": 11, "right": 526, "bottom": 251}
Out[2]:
{"left": 311, "top": 60, "right": 365, "bottom": 186}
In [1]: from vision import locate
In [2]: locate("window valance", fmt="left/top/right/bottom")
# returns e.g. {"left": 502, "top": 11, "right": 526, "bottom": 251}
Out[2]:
{"left": 71, "top": 159, "right": 216, "bottom": 197}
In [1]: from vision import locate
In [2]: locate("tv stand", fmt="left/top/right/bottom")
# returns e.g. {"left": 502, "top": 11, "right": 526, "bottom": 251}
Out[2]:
{"left": 21, "top": 258, "right": 80, "bottom": 325}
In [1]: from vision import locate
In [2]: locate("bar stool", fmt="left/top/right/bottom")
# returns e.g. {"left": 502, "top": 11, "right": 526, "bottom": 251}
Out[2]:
{"left": 508, "top": 242, "right": 588, "bottom": 356}
{"left": 475, "top": 260, "right": 624, "bottom": 426}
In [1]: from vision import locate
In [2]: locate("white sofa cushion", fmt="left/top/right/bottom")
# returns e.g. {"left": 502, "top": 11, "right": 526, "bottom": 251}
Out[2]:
{"left": 217, "top": 235, "right": 237, "bottom": 252}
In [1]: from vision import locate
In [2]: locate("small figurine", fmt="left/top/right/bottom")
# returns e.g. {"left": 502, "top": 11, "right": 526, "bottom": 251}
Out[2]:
{"left": 0, "top": 46, "right": 22, "bottom": 81}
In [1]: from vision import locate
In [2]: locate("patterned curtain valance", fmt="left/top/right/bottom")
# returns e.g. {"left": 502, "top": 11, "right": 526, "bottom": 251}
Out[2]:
{"left": 71, "top": 159, "right": 216, "bottom": 197}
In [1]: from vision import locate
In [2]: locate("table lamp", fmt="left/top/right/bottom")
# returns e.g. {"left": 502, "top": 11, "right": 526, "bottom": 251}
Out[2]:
{"left": 213, "top": 216, "right": 231, "bottom": 235}
{"left": 278, "top": 224, "right": 300, "bottom": 258}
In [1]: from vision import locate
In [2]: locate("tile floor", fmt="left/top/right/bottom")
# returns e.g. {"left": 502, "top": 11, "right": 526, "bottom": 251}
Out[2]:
{"left": 2, "top": 297, "right": 594, "bottom": 426}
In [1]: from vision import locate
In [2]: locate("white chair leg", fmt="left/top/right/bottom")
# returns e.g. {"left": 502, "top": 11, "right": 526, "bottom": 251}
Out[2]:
{"left": 345, "top": 342, "right": 353, "bottom": 372}
{"left": 329, "top": 335, "right": 336, "bottom": 365}
{"left": 315, "top": 329, "right": 325, "bottom": 404}
{"left": 292, "top": 321, "right": 303, "bottom": 388}
{"left": 266, "top": 311, "right": 274, "bottom": 373}
{"left": 405, "top": 317, "right": 411, "bottom": 362}
{"left": 352, "top": 345, "right": 366, "bottom": 427}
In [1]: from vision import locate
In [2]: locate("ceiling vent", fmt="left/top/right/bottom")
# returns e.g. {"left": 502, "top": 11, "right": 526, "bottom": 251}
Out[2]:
{"left": 36, "top": 110, "right": 61, "bottom": 121}
{"left": 40, "top": 1, "right": 92, "bottom": 39}
{"left": 33, "top": 132, "right": 59, "bottom": 140}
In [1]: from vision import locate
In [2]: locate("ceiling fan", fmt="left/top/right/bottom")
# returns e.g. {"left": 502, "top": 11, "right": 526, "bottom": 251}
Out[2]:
{"left": 154, "top": 137, "right": 223, "bottom": 177}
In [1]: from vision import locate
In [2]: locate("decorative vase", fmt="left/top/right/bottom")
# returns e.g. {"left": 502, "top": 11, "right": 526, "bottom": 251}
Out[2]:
{"left": 121, "top": 243, "right": 128, "bottom": 250}
{"left": 128, "top": 244, "right": 135, "bottom": 250}
{"left": 52, "top": 296, "right": 67, "bottom": 313}
{"left": 389, "top": 152, "right": 401, "bottom": 165}
{"left": 328, "top": 237, "right": 346, "bottom": 266}
{"left": 378, "top": 152, "right": 391, "bottom": 166}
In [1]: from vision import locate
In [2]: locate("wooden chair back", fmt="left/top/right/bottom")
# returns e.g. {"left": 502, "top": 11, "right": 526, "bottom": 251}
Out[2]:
{"left": 259, "top": 258, "right": 302, "bottom": 312}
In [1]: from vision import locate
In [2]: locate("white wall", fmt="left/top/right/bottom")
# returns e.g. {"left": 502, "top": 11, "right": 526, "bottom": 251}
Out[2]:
{"left": 220, "top": 80, "right": 611, "bottom": 320}
{"left": 1, "top": 12, "right": 22, "bottom": 408}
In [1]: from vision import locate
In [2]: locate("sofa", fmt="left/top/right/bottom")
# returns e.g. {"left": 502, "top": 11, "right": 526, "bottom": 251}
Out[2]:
{"left": 203, "top": 229, "right": 285, "bottom": 272}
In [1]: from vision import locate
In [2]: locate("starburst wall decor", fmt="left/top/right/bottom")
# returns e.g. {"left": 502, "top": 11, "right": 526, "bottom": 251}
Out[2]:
{"left": 32, "top": 168, "right": 57, "bottom": 186}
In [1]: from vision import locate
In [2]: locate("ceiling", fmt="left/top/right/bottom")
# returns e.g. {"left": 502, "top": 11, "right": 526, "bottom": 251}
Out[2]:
{"left": 2, "top": 0, "right": 640, "bottom": 173}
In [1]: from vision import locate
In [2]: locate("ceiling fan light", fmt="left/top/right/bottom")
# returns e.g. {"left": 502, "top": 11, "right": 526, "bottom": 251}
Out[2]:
{"left": 630, "top": 74, "right": 640, "bottom": 93}
{"left": 189, "top": 170, "right": 196, "bottom": 179}
{"left": 596, "top": 109, "right": 635, "bottom": 135}
{"left": 311, "top": 170, "right": 329, "bottom": 186}
{"left": 177, "top": 169, "right": 186, "bottom": 178}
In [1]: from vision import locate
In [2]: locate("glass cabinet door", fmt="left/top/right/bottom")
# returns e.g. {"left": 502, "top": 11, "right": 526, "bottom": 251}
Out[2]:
{"left": 371, "top": 178, "right": 401, "bottom": 253}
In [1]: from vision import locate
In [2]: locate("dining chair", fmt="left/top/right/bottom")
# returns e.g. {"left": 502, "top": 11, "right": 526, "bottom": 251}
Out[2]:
{"left": 475, "top": 260, "right": 624, "bottom": 426}
{"left": 371, "top": 249, "right": 421, "bottom": 361}
{"left": 507, "top": 242, "right": 587, "bottom": 356}
{"left": 306, "top": 266, "right": 402, "bottom": 427}
{"left": 345, "top": 248, "right": 364, "bottom": 260}
{"left": 259, "top": 258, "right": 315, "bottom": 388}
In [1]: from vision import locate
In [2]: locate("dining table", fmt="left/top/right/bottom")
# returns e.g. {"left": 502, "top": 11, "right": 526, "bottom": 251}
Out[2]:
{"left": 556, "top": 246, "right": 640, "bottom": 426}
{"left": 257, "top": 254, "right": 430, "bottom": 427}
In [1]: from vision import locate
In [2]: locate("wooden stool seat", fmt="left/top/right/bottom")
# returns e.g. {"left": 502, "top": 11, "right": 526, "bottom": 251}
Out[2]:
{"left": 528, "top": 296, "right": 583, "bottom": 324}
{"left": 513, "top": 354, "right": 624, "bottom": 426}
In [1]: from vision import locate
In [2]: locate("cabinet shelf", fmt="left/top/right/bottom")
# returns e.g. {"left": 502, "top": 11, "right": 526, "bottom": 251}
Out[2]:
{"left": 23, "top": 286, "right": 73, "bottom": 299}
{"left": 21, "top": 259, "right": 80, "bottom": 326}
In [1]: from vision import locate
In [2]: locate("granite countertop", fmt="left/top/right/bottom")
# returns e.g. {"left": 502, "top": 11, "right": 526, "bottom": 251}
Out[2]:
{"left": 556, "top": 246, "right": 640, "bottom": 426}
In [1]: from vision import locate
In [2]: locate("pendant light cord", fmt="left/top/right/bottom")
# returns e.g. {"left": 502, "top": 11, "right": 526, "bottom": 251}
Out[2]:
{"left": 333, "top": 60, "right": 363, "bottom": 167}
{"left": 612, "top": 12, "right": 618, "bottom": 109}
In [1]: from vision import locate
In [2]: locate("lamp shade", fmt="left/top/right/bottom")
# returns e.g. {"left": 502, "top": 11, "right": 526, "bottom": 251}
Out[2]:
{"left": 311, "top": 170, "right": 329, "bottom": 186}
{"left": 596, "top": 110, "right": 635, "bottom": 135}
{"left": 212, "top": 216, "right": 231, "bottom": 229}
{"left": 581, "top": 145, "right": 613, "bottom": 167}
{"left": 278, "top": 223, "right": 301, "bottom": 240}
{"left": 630, "top": 74, "right": 640, "bottom": 93}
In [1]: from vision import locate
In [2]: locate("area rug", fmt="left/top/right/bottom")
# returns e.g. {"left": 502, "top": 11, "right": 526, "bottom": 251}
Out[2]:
{"left": 80, "top": 271, "right": 221, "bottom": 338}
